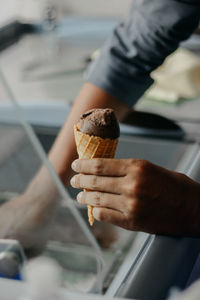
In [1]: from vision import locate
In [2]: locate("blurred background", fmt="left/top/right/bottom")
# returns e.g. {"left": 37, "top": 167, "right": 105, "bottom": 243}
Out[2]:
{"left": 1, "top": 0, "right": 200, "bottom": 133}
{"left": 0, "top": 1, "right": 200, "bottom": 299}
{"left": 2, "top": 0, "right": 132, "bottom": 22}
{"left": 0, "top": 0, "right": 132, "bottom": 105}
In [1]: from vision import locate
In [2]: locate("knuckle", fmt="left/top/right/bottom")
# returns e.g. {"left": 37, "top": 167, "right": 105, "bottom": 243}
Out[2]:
{"left": 93, "top": 159, "right": 104, "bottom": 175}
{"left": 128, "top": 200, "right": 137, "bottom": 214}
{"left": 124, "top": 182, "right": 137, "bottom": 197}
{"left": 94, "top": 192, "right": 101, "bottom": 206}
{"left": 91, "top": 176, "right": 98, "bottom": 189}
{"left": 128, "top": 158, "right": 137, "bottom": 166}
{"left": 127, "top": 159, "right": 137, "bottom": 172}
{"left": 129, "top": 159, "right": 149, "bottom": 177}
{"left": 137, "top": 160, "right": 149, "bottom": 175}
{"left": 124, "top": 176, "right": 144, "bottom": 198}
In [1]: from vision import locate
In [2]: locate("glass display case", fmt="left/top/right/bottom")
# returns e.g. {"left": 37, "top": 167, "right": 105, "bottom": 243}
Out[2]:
{"left": 0, "top": 20, "right": 200, "bottom": 300}
{"left": 0, "top": 65, "right": 199, "bottom": 297}
{"left": 0, "top": 69, "right": 105, "bottom": 294}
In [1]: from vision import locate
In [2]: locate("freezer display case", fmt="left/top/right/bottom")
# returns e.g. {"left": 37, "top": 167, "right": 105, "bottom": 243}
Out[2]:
{"left": 0, "top": 70, "right": 105, "bottom": 295}
{"left": 0, "top": 23, "right": 200, "bottom": 299}
{"left": 0, "top": 66, "right": 200, "bottom": 300}
{"left": 35, "top": 129, "right": 200, "bottom": 300}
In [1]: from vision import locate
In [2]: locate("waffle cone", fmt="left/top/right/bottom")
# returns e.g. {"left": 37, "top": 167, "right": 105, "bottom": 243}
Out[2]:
{"left": 74, "top": 125, "right": 118, "bottom": 225}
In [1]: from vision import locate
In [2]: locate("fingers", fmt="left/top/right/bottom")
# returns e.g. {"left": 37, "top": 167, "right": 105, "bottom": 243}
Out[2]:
{"left": 71, "top": 174, "right": 125, "bottom": 194}
{"left": 77, "top": 191, "right": 128, "bottom": 214}
{"left": 92, "top": 207, "right": 127, "bottom": 228}
{"left": 71, "top": 158, "right": 129, "bottom": 177}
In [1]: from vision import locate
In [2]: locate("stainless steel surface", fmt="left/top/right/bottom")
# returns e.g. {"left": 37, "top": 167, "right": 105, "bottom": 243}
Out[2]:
{"left": 117, "top": 236, "right": 200, "bottom": 300}
{"left": 105, "top": 233, "right": 150, "bottom": 297}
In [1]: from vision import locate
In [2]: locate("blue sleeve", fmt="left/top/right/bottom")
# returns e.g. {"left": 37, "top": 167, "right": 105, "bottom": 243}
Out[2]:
{"left": 87, "top": 0, "right": 200, "bottom": 107}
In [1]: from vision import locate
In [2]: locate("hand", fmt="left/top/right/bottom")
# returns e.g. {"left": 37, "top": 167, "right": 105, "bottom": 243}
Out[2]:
{"left": 71, "top": 158, "right": 200, "bottom": 236}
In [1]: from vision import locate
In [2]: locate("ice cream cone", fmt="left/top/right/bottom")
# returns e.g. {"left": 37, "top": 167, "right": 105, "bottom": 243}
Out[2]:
{"left": 74, "top": 125, "right": 118, "bottom": 225}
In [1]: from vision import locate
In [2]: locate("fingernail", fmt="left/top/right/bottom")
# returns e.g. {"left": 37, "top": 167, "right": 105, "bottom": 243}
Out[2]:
{"left": 70, "top": 176, "right": 76, "bottom": 187}
{"left": 71, "top": 160, "right": 77, "bottom": 171}
{"left": 77, "top": 192, "right": 84, "bottom": 202}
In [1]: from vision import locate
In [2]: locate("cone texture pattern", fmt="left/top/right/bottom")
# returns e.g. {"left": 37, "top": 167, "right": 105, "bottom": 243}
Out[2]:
{"left": 74, "top": 125, "right": 118, "bottom": 225}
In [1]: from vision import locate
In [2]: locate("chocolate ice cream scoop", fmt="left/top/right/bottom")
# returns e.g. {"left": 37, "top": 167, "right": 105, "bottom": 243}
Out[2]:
{"left": 78, "top": 108, "right": 120, "bottom": 139}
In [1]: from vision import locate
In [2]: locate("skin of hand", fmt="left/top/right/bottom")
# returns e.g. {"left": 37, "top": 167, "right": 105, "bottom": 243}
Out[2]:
{"left": 71, "top": 158, "right": 200, "bottom": 236}
{"left": 0, "top": 83, "right": 130, "bottom": 252}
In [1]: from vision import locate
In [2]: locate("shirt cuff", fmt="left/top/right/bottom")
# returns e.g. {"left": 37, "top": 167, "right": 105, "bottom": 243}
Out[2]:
{"left": 87, "top": 53, "right": 154, "bottom": 108}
